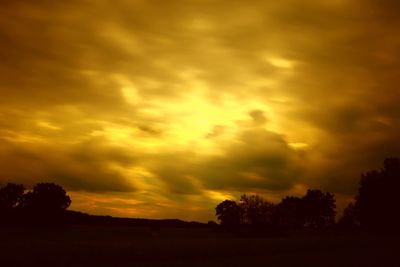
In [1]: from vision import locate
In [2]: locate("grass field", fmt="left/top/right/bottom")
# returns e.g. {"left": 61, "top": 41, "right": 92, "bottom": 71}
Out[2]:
{"left": 1, "top": 226, "right": 398, "bottom": 266}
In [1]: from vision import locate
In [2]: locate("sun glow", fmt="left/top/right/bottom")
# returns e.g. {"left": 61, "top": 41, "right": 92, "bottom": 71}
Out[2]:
{"left": 115, "top": 71, "right": 282, "bottom": 154}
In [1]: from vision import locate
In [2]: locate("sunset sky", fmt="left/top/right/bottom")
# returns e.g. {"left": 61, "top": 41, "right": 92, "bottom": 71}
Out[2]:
{"left": 1, "top": 0, "right": 399, "bottom": 221}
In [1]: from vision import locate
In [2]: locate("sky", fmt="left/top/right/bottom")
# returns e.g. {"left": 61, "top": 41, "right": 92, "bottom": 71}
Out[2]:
{"left": 1, "top": 0, "right": 400, "bottom": 222}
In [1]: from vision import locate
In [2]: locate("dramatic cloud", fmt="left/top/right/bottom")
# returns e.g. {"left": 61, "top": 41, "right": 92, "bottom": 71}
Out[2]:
{"left": 1, "top": 0, "right": 400, "bottom": 221}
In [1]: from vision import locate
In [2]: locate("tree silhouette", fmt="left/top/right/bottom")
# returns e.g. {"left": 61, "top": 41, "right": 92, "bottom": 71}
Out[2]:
{"left": 215, "top": 200, "right": 242, "bottom": 228}
{"left": 353, "top": 157, "right": 400, "bottom": 231}
{"left": 338, "top": 202, "right": 360, "bottom": 229}
{"left": 274, "top": 196, "right": 303, "bottom": 230}
{"left": 22, "top": 183, "right": 71, "bottom": 213}
{"left": 215, "top": 190, "right": 336, "bottom": 234}
{"left": 0, "top": 183, "right": 25, "bottom": 210}
{"left": 239, "top": 194, "right": 275, "bottom": 226}
{"left": 301, "top": 189, "right": 335, "bottom": 229}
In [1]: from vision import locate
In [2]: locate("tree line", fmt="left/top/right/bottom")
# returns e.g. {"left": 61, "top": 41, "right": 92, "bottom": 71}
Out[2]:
{"left": 215, "top": 157, "right": 400, "bottom": 234}
{"left": 215, "top": 189, "right": 335, "bottom": 234}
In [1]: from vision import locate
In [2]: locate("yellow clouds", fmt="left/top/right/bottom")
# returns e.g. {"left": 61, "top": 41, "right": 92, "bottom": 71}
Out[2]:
{"left": 1, "top": 0, "right": 400, "bottom": 221}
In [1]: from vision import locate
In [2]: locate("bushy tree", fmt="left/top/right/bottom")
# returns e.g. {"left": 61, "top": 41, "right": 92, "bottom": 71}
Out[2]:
{"left": 301, "top": 189, "right": 336, "bottom": 228}
{"left": 216, "top": 190, "right": 336, "bottom": 232}
{"left": 338, "top": 202, "right": 360, "bottom": 229}
{"left": 215, "top": 200, "right": 242, "bottom": 228}
{"left": 354, "top": 157, "right": 400, "bottom": 230}
{"left": 22, "top": 183, "right": 71, "bottom": 213}
{"left": 0, "top": 183, "right": 25, "bottom": 210}
{"left": 274, "top": 196, "right": 303, "bottom": 229}
{"left": 239, "top": 194, "right": 275, "bottom": 226}
{"left": 1, "top": 182, "right": 71, "bottom": 225}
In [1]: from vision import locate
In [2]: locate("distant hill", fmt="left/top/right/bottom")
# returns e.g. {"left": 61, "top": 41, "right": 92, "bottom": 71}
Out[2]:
{"left": 64, "top": 210, "right": 207, "bottom": 228}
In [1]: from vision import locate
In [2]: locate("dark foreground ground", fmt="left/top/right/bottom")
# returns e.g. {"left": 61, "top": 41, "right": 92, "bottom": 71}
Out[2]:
{"left": 1, "top": 226, "right": 398, "bottom": 267}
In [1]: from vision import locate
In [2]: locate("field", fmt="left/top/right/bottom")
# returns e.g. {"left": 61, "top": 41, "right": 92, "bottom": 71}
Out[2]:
{"left": 1, "top": 226, "right": 398, "bottom": 267}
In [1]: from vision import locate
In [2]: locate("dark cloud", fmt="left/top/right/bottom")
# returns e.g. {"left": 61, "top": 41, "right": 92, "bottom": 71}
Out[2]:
{"left": 205, "top": 125, "right": 225, "bottom": 139}
{"left": 249, "top": 110, "right": 268, "bottom": 125}
{"left": 0, "top": 138, "right": 137, "bottom": 192}
{"left": 145, "top": 152, "right": 203, "bottom": 195}
{"left": 198, "top": 128, "right": 302, "bottom": 192}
